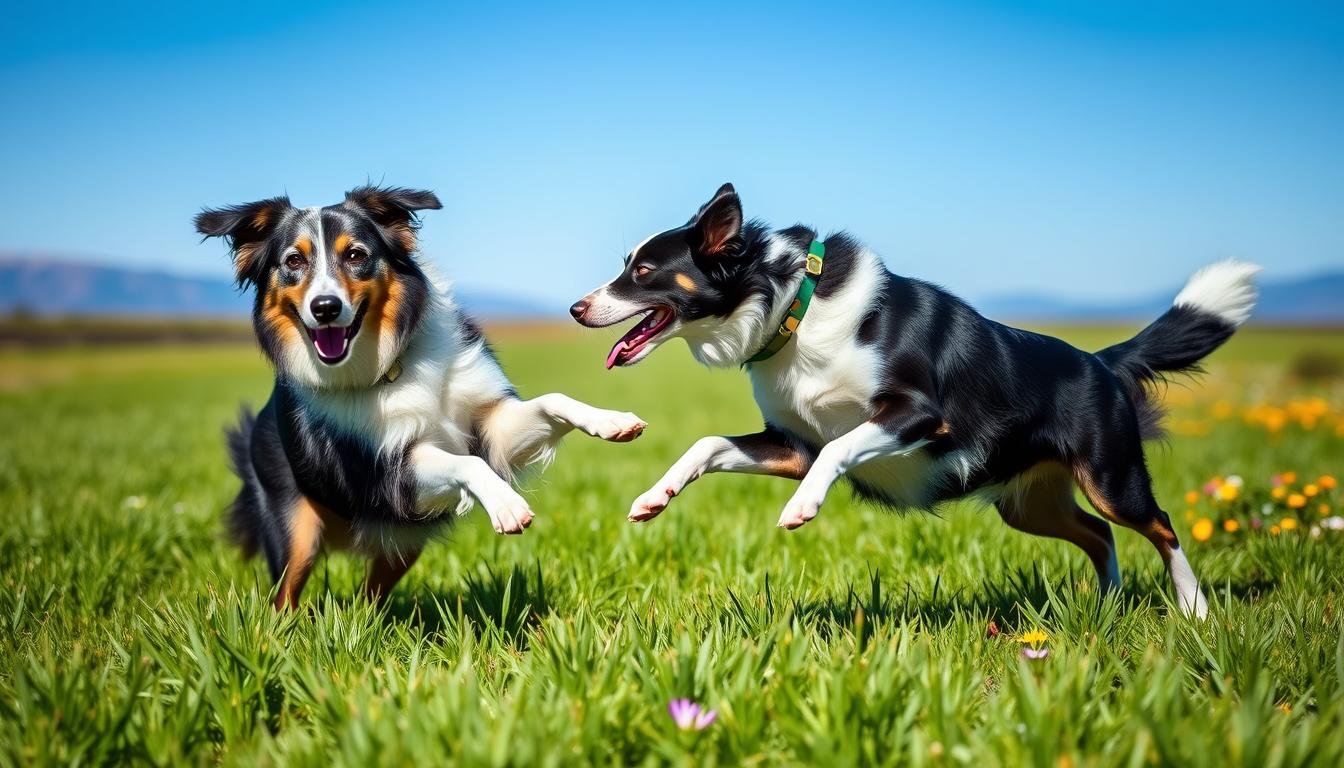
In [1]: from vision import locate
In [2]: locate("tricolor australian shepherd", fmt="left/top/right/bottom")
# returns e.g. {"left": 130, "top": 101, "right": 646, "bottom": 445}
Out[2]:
{"left": 197, "top": 186, "right": 646, "bottom": 608}
{"left": 572, "top": 183, "right": 1260, "bottom": 618}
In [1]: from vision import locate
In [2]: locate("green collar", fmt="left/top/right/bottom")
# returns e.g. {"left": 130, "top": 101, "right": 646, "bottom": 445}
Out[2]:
{"left": 745, "top": 239, "right": 825, "bottom": 365}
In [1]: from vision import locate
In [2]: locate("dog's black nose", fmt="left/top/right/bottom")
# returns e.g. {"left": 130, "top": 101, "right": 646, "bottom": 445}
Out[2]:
{"left": 569, "top": 298, "right": 590, "bottom": 321}
{"left": 310, "top": 295, "right": 343, "bottom": 324}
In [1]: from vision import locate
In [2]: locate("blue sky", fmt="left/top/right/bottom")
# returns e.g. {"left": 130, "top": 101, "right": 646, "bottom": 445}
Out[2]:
{"left": 1, "top": 1, "right": 1341, "bottom": 306}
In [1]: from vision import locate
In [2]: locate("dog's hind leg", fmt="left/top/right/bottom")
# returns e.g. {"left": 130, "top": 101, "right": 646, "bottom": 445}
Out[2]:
{"left": 994, "top": 462, "right": 1120, "bottom": 594}
{"left": 273, "top": 497, "right": 324, "bottom": 610}
{"left": 1073, "top": 454, "right": 1208, "bottom": 619}
{"left": 629, "top": 429, "right": 815, "bottom": 522}
{"left": 364, "top": 549, "right": 421, "bottom": 605}
{"left": 477, "top": 393, "right": 646, "bottom": 475}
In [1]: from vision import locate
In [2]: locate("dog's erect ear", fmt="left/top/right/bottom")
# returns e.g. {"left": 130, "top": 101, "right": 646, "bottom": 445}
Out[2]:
{"left": 689, "top": 183, "right": 742, "bottom": 256}
{"left": 344, "top": 186, "right": 442, "bottom": 252}
{"left": 194, "top": 196, "right": 292, "bottom": 286}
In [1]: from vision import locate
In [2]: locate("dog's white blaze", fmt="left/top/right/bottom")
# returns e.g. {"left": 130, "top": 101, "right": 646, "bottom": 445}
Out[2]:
{"left": 581, "top": 285, "right": 654, "bottom": 326}
{"left": 297, "top": 207, "right": 356, "bottom": 328}
{"left": 1173, "top": 259, "right": 1261, "bottom": 327}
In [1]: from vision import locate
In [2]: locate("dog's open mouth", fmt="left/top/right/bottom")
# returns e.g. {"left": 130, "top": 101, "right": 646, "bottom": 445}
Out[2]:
{"left": 606, "top": 306, "right": 674, "bottom": 369}
{"left": 306, "top": 303, "right": 366, "bottom": 365}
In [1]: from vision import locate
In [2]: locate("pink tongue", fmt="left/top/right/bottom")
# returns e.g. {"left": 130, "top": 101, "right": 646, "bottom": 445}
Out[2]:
{"left": 605, "top": 340, "right": 628, "bottom": 370}
{"left": 312, "top": 326, "right": 347, "bottom": 359}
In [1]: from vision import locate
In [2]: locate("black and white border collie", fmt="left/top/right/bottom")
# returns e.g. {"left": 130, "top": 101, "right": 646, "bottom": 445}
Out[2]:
{"left": 572, "top": 183, "right": 1260, "bottom": 618}
{"left": 196, "top": 186, "right": 646, "bottom": 608}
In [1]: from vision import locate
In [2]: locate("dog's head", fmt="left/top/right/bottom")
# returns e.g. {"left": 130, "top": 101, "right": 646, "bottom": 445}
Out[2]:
{"left": 195, "top": 186, "right": 441, "bottom": 388}
{"left": 571, "top": 183, "right": 772, "bottom": 368}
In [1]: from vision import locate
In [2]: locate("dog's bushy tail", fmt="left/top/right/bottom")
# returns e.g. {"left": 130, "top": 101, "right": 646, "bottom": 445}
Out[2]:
{"left": 225, "top": 408, "right": 262, "bottom": 557}
{"left": 1097, "top": 260, "right": 1261, "bottom": 439}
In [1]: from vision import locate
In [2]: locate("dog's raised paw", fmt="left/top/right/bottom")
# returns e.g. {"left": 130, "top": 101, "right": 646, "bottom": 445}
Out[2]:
{"left": 628, "top": 487, "right": 671, "bottom": 522}
{"left": 489, "top": 498, "right": 534, "bottom": 535}
{"left": 593, "top": 411, "right": 647, "bottom": 442}
{"left": 777, "top": 495, "right": 820, "bottom": 530}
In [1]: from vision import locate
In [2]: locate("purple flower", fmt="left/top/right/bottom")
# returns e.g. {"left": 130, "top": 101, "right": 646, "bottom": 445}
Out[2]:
{"left": 1020, "top": 647, "right": 1050, "bottom": 661}
{"left": 668, "top": 698, "right": 717, "bottom": 731}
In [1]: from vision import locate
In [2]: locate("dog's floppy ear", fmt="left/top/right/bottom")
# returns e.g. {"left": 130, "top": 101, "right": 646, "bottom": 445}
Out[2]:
{"left": 344, "top": 186, "right": 442, "bottom": 252}
{"left": 689, "top": 183, "right": 743, "bottom": 256}
{"left": 194, "top": 196, "right": 292, "bottom": 286}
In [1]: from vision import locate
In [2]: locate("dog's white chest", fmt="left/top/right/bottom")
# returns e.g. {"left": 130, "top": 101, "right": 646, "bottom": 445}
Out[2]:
{"left": 750, "top": 347, "right": 877, "bottom": 443}
{"left": 750, "top": 349, "right": 940, "bottom": 509}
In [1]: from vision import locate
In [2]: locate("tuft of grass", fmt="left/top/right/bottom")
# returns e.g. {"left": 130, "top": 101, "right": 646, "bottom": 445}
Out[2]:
{"left": 2, "top": 328, "right": 1343, "bottom": 765}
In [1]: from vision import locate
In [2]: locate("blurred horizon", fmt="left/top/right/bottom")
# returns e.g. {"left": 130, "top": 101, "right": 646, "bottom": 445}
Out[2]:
{"left": 2, "top": 0, "right": 1341, "bottom": 307}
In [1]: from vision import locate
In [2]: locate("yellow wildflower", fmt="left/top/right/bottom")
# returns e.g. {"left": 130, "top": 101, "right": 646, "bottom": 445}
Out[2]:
{"left": 1320, "top": 504, "right": 1332, "bottom": 517}
{"left": 1217, "top": 484, "right": 1239, "bottom": 501}
{"left": 1223, "top": 519, "right": 1240, "bottom": 533}
{"left": 1281, "top": 517, "right": 1298, "bottom": 531}
{"left": 1288, "top": 494, "right": 1307, "bottom": 509}
{"left": 1184, "top": 490, "right": 1200, "bottom": 505}
{"left": 1271, "top": 487, "right": 1287, "bottom": 500}
{"left": 1303, "top": 484, "right": 1319, "bottom": 497}
{"left": 1320, "top": 475, "right": 1338, "bottom": 490}
{"left": 1016, "top": 629, "right": 1048, "bottom": 645}
{"left": 1191, "top": 518, "right": 1215, "bottom": 542}
{"left": 1282, "top": 471, "right": 1298, "bottom": 484}
{"left": 1271, "top": 525, "right": 1282, "bottom": 535}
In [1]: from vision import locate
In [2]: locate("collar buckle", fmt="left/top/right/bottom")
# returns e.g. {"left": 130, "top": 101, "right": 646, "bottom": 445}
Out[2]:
{"left": 806, "top": 254, "right": 824, "bottom": 275}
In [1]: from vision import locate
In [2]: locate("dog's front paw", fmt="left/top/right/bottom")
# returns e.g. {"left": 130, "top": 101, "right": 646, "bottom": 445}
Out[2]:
{"left": 486, "top": 495, "right": 534, "bottom": 535}
{"left": 589, "top": 410, "right": 647, "bottom": 442}
{"left": 629, "top": 486, "right": 674, "bottom": 522}
{"left": 777, "top": 492, "right": 821, "bottom": 530}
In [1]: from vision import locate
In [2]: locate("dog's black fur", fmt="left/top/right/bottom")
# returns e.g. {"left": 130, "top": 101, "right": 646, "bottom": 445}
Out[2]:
{"left": 574, "top": 183, "right": 1258, "bottom": 617}
{"left": 198, "top": 186, "right": 648, "bottom": 608}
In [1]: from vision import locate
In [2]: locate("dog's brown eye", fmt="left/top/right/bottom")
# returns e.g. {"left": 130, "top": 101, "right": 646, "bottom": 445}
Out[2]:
{"left": 284, "top": 252, "right": 307, "bottom": 270}
{"left": 634, "top": 265, "right": 654, "bottom": 278}
{"left": 345, "top": 246, "right": 368, "bottom": 263}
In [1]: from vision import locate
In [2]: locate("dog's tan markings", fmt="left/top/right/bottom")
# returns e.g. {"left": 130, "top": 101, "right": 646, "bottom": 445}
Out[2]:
{"left": 252, "top": 208, "right": 271, "bottom": 229}
{"left": 1071, "top": 466, "right": 1118, "bottom": 523}
{"left": 995, "top": 462, "right": 1116, "bottom": 584}
{"left": 390, "top": 223, "right": 417, "bottom": 252}
{"left": 294, "top": 236, "right": 313, "bottom": 257}
{"left": 353, "top": 264, "right": 398, "bottom": 347}
{"left": 274, "top": 496, "right": 324, "bottom": 610}
{"left": 333, "top": 233, "right": 352, "bottom": 254}
{"left": 233, "top": 242, "right": 263, "bottom": 281}
{"left": 357, "top": 192, "right": 419, "bottom": 251}
{"left": 674, "top": 273, "right": 698, "bottom": 292}
{"left": 260, "top": 272, "right": 308, "bottom": 360}
{"left": 365, "top": 550, "right": 421, "bottom": 604}
{"left": 1072, "top": 463, "right": 1179, "bottom": 554}
{"left": 336, "top": 256, "right": 361, "bottom": 300}
{"left": 934, "top": 421, "right": 952, "bottom": 437}
{"left": 734, "top": 432, "right": 813, "bottom": 480}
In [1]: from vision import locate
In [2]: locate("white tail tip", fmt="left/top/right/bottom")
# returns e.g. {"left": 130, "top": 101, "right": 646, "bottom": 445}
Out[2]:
{"left": 1173, "top": 259, "right": 1262, "bottom": 327}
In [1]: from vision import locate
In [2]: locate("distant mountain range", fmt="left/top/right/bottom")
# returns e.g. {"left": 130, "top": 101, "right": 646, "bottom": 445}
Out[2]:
{"left": 975, "top": 270, "right": 1344, "bottom": 324}
{"left": 1, "top": 254, "right": 1341, "bottom": 324}
{"left": 0, "top": 254, "right": 553, "bottom": 320}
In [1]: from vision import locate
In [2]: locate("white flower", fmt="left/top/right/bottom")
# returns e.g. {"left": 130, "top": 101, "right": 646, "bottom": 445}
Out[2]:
{"left": 1226, "top": 475, "right": 1245, "bottom": 488}
{"left": 1320, "top": 516, "right": 1344, "bottom": 531}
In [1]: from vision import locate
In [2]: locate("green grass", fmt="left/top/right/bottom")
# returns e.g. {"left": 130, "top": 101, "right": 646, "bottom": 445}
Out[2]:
{"left": 2, "top": 327, "right": 1343, "bottom": 766}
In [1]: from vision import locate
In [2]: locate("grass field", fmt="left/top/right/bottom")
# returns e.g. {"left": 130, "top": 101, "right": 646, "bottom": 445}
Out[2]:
{"left": 3, "top": 325, "right": 1344, "bottom": 766}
